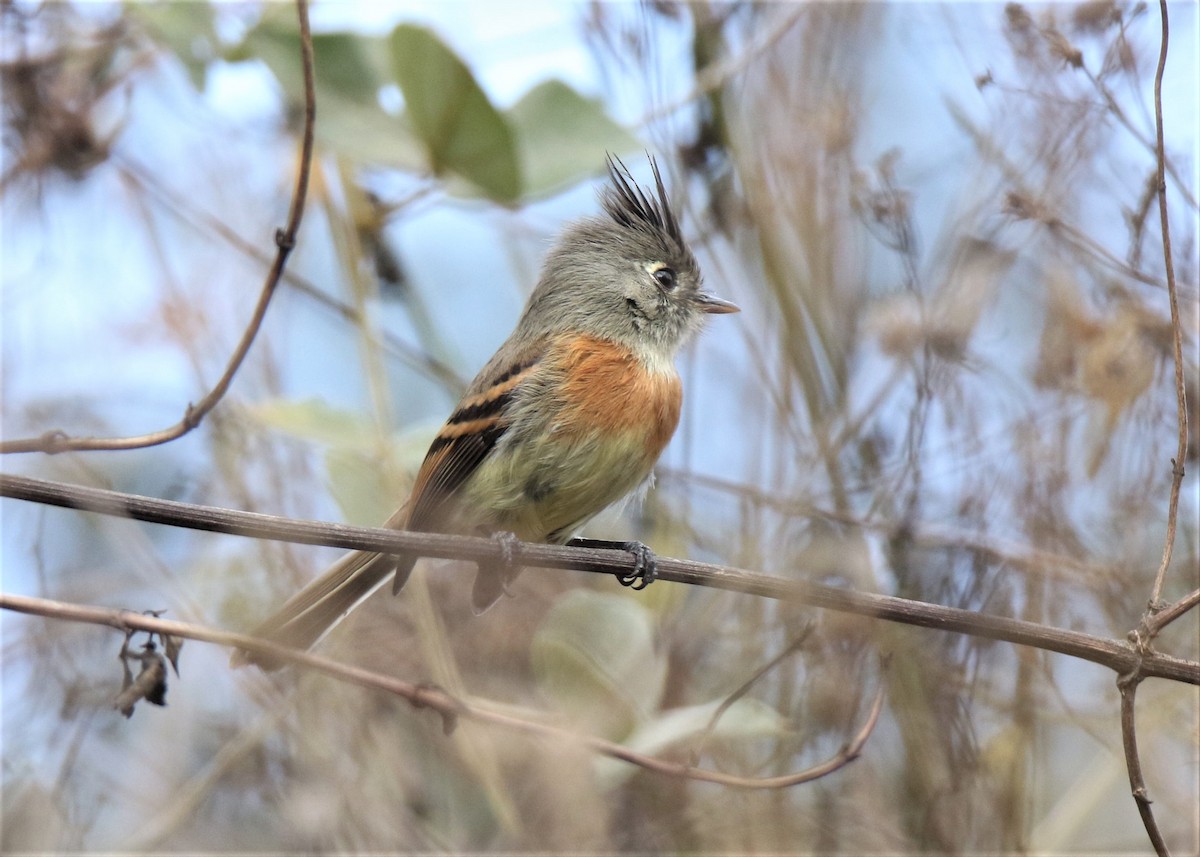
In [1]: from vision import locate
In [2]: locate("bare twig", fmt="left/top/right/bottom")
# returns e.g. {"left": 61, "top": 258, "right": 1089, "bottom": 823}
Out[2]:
{"left": 1119, "top": 673, "right": 1170, "bottom": 857}
{"left": 949, "top": 102, "right": 1190, "bottom": 298}
{"left": 0, "top": 0, "right": 318, "bottom": 455}
{"left": 1147, "top": 588, "right": 1200, "bottom": 637}
{"left": 112, "top": 155, "right": 468, "bottom": 393}
{"left": 662, "top": 466, "right": 1123, "bottom": 584}
{"left": 1004, "top": 189, "right": 1174, "bottom": 293}
{"left": 0, "top": 592, "right": 882, "bottom": 790}
{"left": 1080, "top": 67, "right": 1198, "bottom": 211}
{"left": 689, "top": 627, "right": 813, "bottom": 766}
{"left": 2, "top": 472, "right": 1198, "bottom": 686}
{"left": 1146, "top": 0, "right": 1189, "bottom": 612}
{"left": 638, "top": 5, "right": 807, "bottom": 126}
{"left": 1121, "top": 6, "right": 1186, "bottom": 854}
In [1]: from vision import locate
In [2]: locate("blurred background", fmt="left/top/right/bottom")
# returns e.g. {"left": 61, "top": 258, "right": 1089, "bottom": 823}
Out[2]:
{"left": 2, "top": 1, "right": 1197, "bottom": 852}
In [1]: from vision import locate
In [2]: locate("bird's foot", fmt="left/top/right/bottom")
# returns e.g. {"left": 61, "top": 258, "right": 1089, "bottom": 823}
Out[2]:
{"left": 490, "top": 530, "right": 522, "bottom": 575}
{"left": 567, "top": 537, "right": 658, "bottom": 590}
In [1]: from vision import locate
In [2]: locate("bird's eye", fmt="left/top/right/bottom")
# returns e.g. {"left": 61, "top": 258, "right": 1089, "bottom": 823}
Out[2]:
{"left": 652, "top": 266, "right": 677, "bottom": 291}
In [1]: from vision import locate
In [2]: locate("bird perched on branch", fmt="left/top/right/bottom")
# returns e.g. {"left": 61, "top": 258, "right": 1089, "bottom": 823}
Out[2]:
{"left": 234, "top": 154, "right": 738, "bottom": 670}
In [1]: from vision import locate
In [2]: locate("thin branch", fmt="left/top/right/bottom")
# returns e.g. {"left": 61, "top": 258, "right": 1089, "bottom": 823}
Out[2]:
{"left": 112, "top": 154, "right": 467, "bottom": 393}
{"left": 0, "top": 0, "right": 318, "bottom": 455}
{"left": 1146, "top": 0, "right": 1189, "bottom": 611}
{"left": 689, "top": 627, "right": 814, "bottom": 766}
{"left": 662, "top": 466, "right": 1120, "bottom": 584}
{"left": 949, "top": 101, "right": 1189, "bottom": 298}
{"left": 1080, "top": 65, "right": 1198, "bottom": 211}
{"left": 1004, "top": 189, "right": 1175, "bottom": 293}
{"left": 1119, "top": 673, "right": 1170, "bottom": 857}
{"left": 0, "top": 592, "right": 882, "bottom": 791}
{"left": 637, "top": 5, "right": 807, "bottom": 126}
{"left": 1122, "top": 7, "right": 1185, "bottom": 853}
{"left": 1147, "top": 588, "right": 1200, "bottom": 637}
{"left": 2, "top": 472, "right": 1198, "bottom": 686}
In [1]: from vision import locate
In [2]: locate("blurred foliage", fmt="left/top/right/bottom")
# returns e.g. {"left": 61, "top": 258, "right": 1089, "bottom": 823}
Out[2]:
{"left": 2, "top": 0, "right": 1198, "bottom": 854}
{"left": 221, "top": 3, "right": 636, "bottom": 200}
{"left": 389, "top": 22, "right": 520, "bottom": 201}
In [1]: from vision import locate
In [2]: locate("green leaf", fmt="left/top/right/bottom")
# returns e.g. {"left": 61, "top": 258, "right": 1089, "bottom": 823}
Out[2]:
{"left": 506, "top": 80, "right": 641, "bottom": 199}
{"left": 126, "top": 2, "right": 217, "bottom": 90}
{"left": 596, "top": 698, "right": 787, "bottom": 787}
{"left": 222, "top": 9, "right": 306, "bottom": 101}
{"left": 531, "top": 591, "right": 667, "bottom": 740}
{"left": 314, "top": 98, "right": 425, "bottom": 168}
{"left": 240, "top": 25, "right": 385, "bottom": 106}
{"left": 310, "top": 32, "right": 382, "bottom": 105}
{"left": 629, "top": 698, "right": 786, "bottom": 755}
{"left": 388, "top": 24, "right": 520, "bottom": 202}
{"left": 244, "top": 398, "right": 376, "bottom": 447}
{"left": 246, "top": 400, "right": 436, "bottom": 526}
{"left": 324, "top": 447, "right": 398, "bottom": 527}
{"left": 223, "top": 18, "right": 425, "bottom": 166}
{"left": 324, "top": 423, "right": 436, "bottom": 527}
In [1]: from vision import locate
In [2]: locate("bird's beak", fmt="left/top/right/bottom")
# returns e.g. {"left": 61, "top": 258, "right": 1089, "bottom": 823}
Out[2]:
{"left": 696, "top": 292, "right": 740, "bottom": 314}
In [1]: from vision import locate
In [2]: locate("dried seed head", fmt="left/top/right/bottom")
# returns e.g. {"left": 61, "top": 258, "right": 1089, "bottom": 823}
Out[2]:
{"left": 1043, "top": 25, "right": 1084, "bottom": 69}
{"left": 1072, "top": 0, "right": 1121, "bottom": 34}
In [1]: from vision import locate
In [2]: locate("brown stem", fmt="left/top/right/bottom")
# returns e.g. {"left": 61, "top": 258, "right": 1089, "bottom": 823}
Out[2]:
{"left": 1146, "top": 0, "right": 1189, "bottom": 612}
{"left": 0, "top": 0, "right": 317, "bottom": 455}
{"left": 1118, "top": 673, "right": 1170, "bottom": 857}
{"left": 0, "top": 591, "right": 882, "bottom": 790}
{"left": 2, "top": 472, "right": 1197, "bottom": 686}
{"left": 1146, "top": 588, "right": 1200, "bottom": 637}
{"left": 1122, "top": 5, "right": 1185, "bottom": 854}
{"left": 112, "top": 154, "right": 466, "bottom": 393}
{"left": 689, "top": 626, "right": 814, "bottom": 766}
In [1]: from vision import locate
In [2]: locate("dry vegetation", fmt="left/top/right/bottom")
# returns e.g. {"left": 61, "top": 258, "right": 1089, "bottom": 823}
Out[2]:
{"left": 1, "top": 1, "right": 1196, "bottom": 853}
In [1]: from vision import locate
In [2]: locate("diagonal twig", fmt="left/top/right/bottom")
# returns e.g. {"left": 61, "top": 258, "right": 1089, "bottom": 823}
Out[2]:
{"left": 1147, "top": 588, "right": 1200, "bottom": 637}
{"left": 0, "top": 592, "right": 884, "bottom": 791}
{"left": 688, "top": 626, "right": 814, "bottom": 766}
{"left": 638, "top": 5, "right": 807, "bottom": 126}
{"left": 112, "top": 153, "right": 467, "bottom": 393}
{"left": 0, "top": 0, "right": 317, "bottom": 455}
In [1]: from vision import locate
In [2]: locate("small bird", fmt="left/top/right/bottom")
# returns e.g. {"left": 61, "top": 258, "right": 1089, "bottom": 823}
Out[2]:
{"left": 234, "top": 155, "right": 737, "bottom": 669}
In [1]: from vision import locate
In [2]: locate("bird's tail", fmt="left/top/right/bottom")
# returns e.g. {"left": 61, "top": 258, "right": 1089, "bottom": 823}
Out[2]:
{"left": 231, "top": 549, "right": 416, "bottom": 671}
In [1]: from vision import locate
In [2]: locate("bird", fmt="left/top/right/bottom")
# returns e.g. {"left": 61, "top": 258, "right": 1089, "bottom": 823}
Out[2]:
{"left": 233, "top": 154, "right": 738, "bottom": 669}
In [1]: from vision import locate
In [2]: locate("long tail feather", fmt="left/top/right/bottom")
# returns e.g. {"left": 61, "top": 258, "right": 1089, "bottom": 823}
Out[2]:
{"left": 231, "top": 550, "right": 416, "bottom": 670}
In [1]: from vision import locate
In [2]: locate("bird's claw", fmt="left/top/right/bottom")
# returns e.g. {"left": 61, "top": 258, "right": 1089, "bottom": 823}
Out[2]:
{"left": 566, "top": 536, "right": 659, "bottom": 590}
{"left": 490, "top": 530, "right": 522, "bottom": 574}
{"left": 617, "top": 541, "right": 657, "bottom": 590}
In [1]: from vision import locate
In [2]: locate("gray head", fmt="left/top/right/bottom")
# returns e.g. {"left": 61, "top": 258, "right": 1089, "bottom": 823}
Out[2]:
{"left": 517, "top": 155, "right": 738, "bottom": 363}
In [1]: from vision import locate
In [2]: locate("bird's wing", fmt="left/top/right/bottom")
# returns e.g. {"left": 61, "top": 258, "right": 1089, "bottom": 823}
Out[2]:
{"left": 405, "top": 347, "right": 544, "bottom": 533}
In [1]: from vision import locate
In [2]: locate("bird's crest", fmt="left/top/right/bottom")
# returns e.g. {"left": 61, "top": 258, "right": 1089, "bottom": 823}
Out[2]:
{"left": 601, "top": 154, "right": 686, "bottom": 250}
